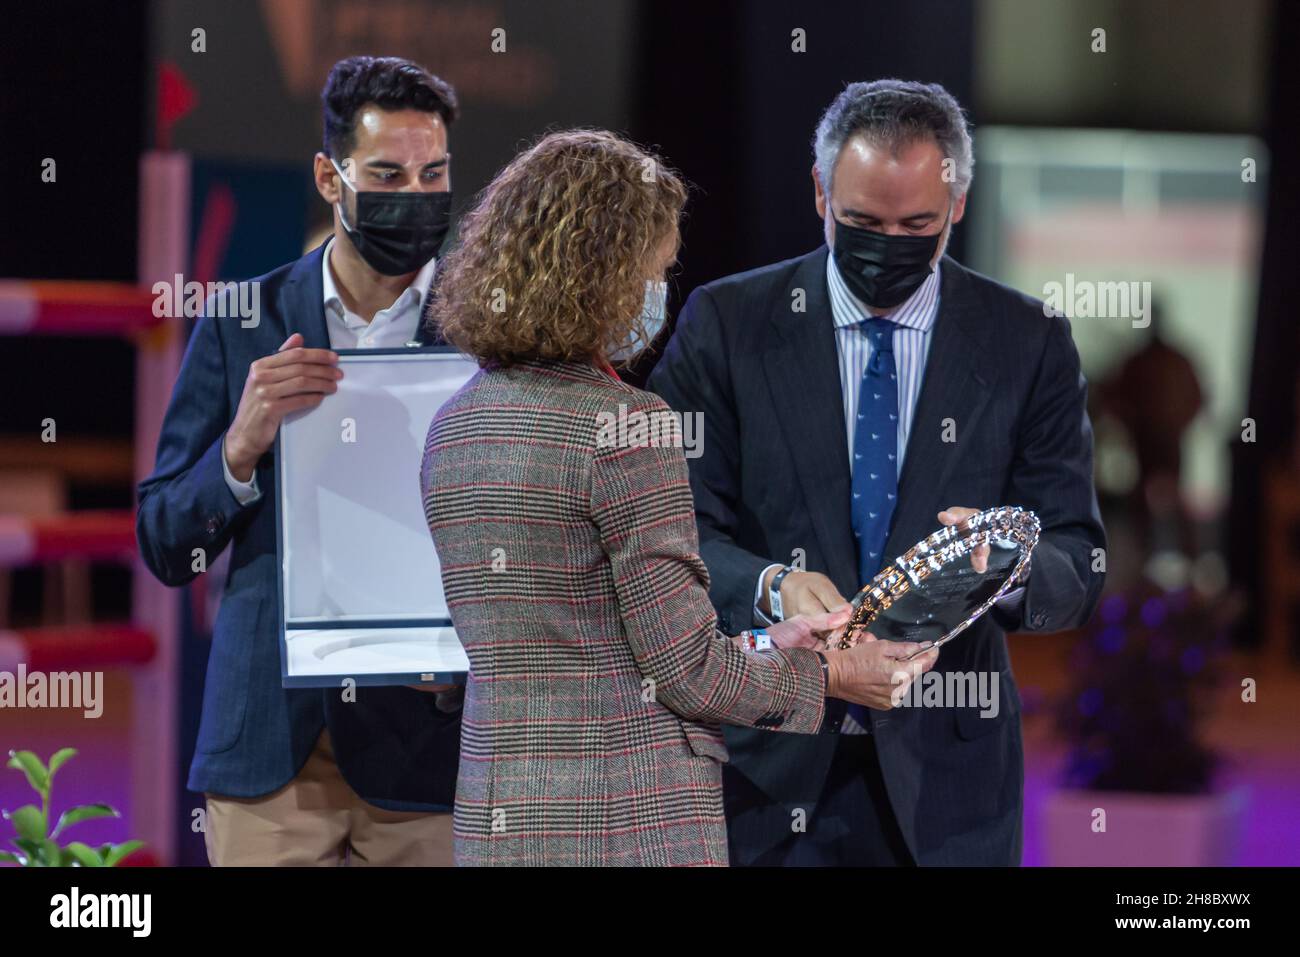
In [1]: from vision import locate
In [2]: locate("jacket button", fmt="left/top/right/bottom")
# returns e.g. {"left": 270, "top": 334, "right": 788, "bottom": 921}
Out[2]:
{"left": 1031, "top": 611, "right": 1048, "bottom": 628}
{"left": 206, "top": 516, "right": 220, "bottom": 536}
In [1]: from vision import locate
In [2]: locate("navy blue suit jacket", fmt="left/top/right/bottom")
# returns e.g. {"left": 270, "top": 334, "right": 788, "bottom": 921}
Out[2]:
{"left": 648, "top": 248, "right": 1106, "bottom": 864}
{"left": 136, "top": 242, "right": 461, "bottom": 810}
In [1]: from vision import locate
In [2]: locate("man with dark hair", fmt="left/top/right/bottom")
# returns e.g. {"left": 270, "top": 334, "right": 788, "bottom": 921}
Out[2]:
{"left": 137, "top": 56, "right": 462, "bottom": 865}
{"left": 650, "top": 79, "right": 1105, "bottom": 865}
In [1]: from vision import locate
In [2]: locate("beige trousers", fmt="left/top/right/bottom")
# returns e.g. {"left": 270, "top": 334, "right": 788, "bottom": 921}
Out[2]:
{"left": 204, "top": 729, "right": 453, "bottom": 866}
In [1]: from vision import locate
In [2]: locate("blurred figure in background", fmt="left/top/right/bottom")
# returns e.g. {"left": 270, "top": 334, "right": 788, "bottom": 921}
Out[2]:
{"left": 1099, "top": 297, "right": 1204, "bottom": 559}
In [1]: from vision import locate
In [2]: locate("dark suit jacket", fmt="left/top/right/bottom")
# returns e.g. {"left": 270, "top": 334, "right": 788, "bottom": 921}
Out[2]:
{"left": 648, "top": 247, "right": 1105, "bottom": 864}
{"left": 136, "top": 241, "right": 461, "bottom": 810}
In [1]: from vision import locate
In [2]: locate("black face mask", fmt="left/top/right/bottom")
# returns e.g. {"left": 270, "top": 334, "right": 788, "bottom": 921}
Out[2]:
{"left": 334, "top": 160, "right": 453, "bottom": 276}
{"left": 832, "top": 210, "right": 949, "bottom": 309}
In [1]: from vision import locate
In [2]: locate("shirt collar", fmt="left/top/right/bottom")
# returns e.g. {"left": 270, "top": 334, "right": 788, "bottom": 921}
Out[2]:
{"left": 322, "top": 236, "right": 439, "bottom": 324}
{"left": 826, "top": 248, "right": 941, "bottom": 333}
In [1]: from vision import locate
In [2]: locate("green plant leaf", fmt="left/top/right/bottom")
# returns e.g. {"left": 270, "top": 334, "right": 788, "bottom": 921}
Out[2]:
{"left": 62, "top": 842, "right": 104, "bottom": 867}
{"left": 51, "top": 803, "right": 118, "bottom": 838}
{"left": 46, "top": 748, "right": 78, "bottom": 781}
{"left": 102, "top": 840, "right": 144, "bottom": 867}
{"left": 38, "top": 839, "right": 61, "bottom": 867}
{"left": 12, "top": 837, "right": 41, "bottom": 858}
{"left": 0, "top": 850, "right": 22, "bottom": 865}
{"left": 2, "top": 805, "right": 46, "bottom": 843}
{"left": 5, "top": 751, "right": 49, "bottom": 794}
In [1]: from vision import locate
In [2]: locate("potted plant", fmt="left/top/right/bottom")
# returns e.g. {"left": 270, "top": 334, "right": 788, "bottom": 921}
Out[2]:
{"left": 1042, "top": 582, "right": 1248, "bottom": 865}
{"left": 1, "top": 748, "right": 143, "bottom": 867}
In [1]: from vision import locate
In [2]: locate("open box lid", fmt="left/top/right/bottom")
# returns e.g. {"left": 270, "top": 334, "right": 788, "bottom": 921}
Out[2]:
{"left": 275, "top": 347, "right": 479, "bottom": 687}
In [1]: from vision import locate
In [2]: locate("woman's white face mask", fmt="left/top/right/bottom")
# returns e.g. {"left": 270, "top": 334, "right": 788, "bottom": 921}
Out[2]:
{"left": 611, "top": 280, "right": 668, "bottom": 361}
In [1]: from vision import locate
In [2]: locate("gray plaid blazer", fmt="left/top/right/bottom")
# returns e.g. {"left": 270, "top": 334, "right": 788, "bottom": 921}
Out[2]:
{"left": 420, "top": 358, "right": 827, "bottom": 865}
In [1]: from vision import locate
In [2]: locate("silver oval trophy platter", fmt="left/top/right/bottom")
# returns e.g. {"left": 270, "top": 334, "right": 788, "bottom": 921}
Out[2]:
{"left": 829, "top": 505, "right": 1041, "bottom": 658}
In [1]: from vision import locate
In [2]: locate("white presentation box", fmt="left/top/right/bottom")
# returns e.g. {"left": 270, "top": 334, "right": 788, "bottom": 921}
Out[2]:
{"left": 276, "top": 347, "right": 479, "bottom": 687}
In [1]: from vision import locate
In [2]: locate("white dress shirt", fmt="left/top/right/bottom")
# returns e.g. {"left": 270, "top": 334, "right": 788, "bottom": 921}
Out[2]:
{"left": 221, "top": 238, "right": 439, "bottom": 504}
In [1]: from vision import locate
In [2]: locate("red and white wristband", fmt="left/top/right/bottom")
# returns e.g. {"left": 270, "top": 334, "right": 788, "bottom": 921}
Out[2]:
{"left": 738, "top": 628, "right": 773, "bottom": 653}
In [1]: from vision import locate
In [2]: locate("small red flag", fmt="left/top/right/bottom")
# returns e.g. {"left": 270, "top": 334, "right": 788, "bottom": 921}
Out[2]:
{"left": 157, "top": 60, "right": 198, "bottom": 150}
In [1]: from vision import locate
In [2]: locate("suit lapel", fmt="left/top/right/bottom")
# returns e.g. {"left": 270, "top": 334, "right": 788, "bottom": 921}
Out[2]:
{"left": 282, "top": 240, "right": 330, "bottom": 349}
{"left": 761, "top": 248, "right": 858, "bottom": 594}
{"left": 885, "top": 257, "right": 999, "bottom": 556}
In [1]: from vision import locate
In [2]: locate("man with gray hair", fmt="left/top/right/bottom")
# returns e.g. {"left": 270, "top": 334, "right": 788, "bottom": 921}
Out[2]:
{"left": 650, "top": 79, "right": 1105, "bottom": 865}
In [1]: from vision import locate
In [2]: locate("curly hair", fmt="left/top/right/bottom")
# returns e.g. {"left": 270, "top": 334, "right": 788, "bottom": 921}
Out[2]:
{"left": 429, "top": 130, "right": 687, "bottom": 366}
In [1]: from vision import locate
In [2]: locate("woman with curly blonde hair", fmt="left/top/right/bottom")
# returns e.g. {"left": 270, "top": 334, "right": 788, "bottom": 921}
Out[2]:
{"left": 420, "top": 130, "right": 877, "bottom": 866}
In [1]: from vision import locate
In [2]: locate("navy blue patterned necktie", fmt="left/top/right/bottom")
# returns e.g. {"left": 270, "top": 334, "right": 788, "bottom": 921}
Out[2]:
{"left": 851, "top": 316, "right": 899, "bottom": 585}
{"left": 845, "top": 316, "right": 900, "bottom": 733}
